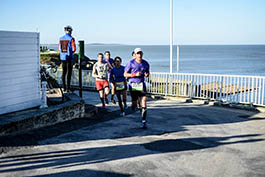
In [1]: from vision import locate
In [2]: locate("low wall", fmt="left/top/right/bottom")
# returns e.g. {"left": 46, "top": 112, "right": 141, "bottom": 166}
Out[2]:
{"left": 0, "top": 93, "right": 93, "bottom": 136}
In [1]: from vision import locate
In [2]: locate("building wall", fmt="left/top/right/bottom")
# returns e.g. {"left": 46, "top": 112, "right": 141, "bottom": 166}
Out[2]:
{"left": 0, "top": 31, "right": 41, "bottom": 115}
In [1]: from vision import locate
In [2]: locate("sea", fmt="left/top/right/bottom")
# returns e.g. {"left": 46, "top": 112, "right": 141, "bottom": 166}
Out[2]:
{"left": 46, "top": 44, "right": 265, "bottom": 76}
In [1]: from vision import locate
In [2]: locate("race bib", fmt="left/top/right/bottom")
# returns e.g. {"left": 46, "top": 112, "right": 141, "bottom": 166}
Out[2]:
{"left": 99, "top": 71, "right": 107, "bottom": 79}
{"left": 131, "top": 82, "right": 143, "bottom": 91}
{"left": 116, "top": 82, "right": 125, "bottom": 91}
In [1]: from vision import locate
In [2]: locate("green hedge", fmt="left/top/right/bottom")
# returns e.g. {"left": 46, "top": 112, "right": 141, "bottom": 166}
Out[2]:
{"left": 40, "top": 52, "right": 79, "bottom": 65}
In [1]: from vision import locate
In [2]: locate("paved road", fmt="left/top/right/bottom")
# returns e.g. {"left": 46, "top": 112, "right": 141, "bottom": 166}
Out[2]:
{"left": 0, "top": 91, "right": 265, "bottom": 177}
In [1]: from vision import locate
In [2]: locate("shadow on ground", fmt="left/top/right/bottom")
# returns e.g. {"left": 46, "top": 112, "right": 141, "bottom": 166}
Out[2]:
{"left": 0, "top": 107, "right": 123, "bottom": 153}
{"left": 0, "top": 134, "right": 263, "bottom": 174}
{"left": 0, "top": 101, "right": 264, "bottom": 154}
{"left": 30, "top": 169, "right": 132, "bottom": 177}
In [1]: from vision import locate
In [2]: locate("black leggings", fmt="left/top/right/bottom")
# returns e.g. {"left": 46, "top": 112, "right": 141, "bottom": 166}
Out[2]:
{"left": 61, "top": 60, "right": 73, "bottom": 90}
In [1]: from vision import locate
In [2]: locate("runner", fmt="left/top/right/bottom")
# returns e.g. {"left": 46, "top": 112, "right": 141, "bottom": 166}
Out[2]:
{"left": 92, "top": 53, "right": 112, "bottom": 107}
{"left": 110, "top": 57, "right": 127, "bottom": 116}
{"left": 124, "top": 48, "right": 150, "bottom": 129}
{"left": 132, "top": 50, "right": 141, "bottom": 109}
{"left": 104, "top": 51, "right": 116, "bottom": 104}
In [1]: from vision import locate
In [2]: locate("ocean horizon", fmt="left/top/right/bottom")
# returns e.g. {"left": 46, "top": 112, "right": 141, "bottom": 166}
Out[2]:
{"left": 46, "top": 44, "right": 265, "bottom": 76}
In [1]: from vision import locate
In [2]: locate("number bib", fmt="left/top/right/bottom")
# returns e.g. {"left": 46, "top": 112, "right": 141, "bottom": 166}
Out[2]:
{"left": 131, "top": 82, "right": 143, "bottom": 91}
{"left": 116, "top": 82, "right": 125, "bottom": 91}
{"left": 99, "top": 72, "right": 107, "bottom": 79}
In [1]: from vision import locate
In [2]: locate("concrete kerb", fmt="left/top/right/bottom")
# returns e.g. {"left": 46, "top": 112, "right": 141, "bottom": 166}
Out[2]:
{"left": 79, "top": 90, "right": 265, "bottom": 113}
{"left": 149, "top": 94, "right": 265, "bottom": 113}
{"left": 0, "top": 93, "right": 97, "bottom": 136}
{"left": 213, "top": 101, "right": 265, "bottom": 112}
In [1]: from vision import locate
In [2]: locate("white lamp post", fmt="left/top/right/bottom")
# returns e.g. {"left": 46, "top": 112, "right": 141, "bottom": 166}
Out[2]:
{"left": 170, "top": 0, "right": 173, "bottom": 73}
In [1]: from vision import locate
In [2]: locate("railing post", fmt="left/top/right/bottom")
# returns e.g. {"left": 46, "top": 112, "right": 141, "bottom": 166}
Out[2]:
{"left": 40, "top": 81, "right": 48, "bottom": 108}
{"left": 261, "top": 78, "right": 265, "bottom": 105}
{"left": 78, "top": 40, "right": 84, "bottom": 98}
{"left": 236, "top": 77, "right": 240, "bottom": 103}
{"left": 166, "top": 74, "right": 168, "bottom": 96}
{"left": 251, "top": 78, "right": 254, "bottom": 104}
{"left": 190, "top": 75, "right": 194, "bottom": 98}
{"left": 169, "top": 74, "right": 173, "bottom": 96}
{"left": 219, "top": 76, "right": 223, "bottom": 101}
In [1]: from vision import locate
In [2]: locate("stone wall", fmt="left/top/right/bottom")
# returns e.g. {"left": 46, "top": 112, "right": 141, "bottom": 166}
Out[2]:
{"left": 0, "top": 93, "right": 89, "bottom": 136}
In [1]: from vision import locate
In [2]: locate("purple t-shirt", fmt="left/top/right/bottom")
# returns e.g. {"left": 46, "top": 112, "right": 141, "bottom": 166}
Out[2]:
{"left": 124, "top": 59, "right": 150, "bottom": 86}
{"left": 104, "top": 58, "right": 114, "bottom": 79}
{"left": 104, "top": 58, "right": 114, "bottom": 68}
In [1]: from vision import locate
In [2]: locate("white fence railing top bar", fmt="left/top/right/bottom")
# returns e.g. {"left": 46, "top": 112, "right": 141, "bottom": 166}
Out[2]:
{"left": 151, "top": 72, "right": 265, "bottom": 79}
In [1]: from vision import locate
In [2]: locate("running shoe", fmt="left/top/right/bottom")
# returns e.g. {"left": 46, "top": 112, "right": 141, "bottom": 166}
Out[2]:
{"left": 120, "top": 112, "right": 125, "bottom": 117}
{"left": 111, "top": 98, "right": 116, "bottom": 104}
{"left": 142, "top": 120, "right": 147, "bottom": 129}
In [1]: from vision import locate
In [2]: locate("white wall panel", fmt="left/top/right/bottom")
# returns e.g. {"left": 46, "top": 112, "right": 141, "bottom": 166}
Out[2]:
{"left": 0, "top": 37, "right": 38, "bottom": 44}
{"left": 0, "top": 51, "right": 38, "bottom": 58}
{"left": 0, "top": 77, "right": 38, "bottom": 90}
{"left": 0, "top": 72, "right": 38, "bottom": 82}
{"left": 0, "top": 30, "right": 40, "bottom": 115}
{"left": 0, "top": 31, "right": 38, "bottom": 38}
{"left": 0, "top": 44, "right": 38, "bottom": 51}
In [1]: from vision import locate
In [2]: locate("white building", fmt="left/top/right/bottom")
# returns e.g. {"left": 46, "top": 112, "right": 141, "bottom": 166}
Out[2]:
{"left": 0, "top": 30, "right": 41, "bottom": 115}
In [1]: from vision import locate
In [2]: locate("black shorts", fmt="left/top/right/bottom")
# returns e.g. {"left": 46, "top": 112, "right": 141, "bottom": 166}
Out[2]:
{"left": 115, "top": 86, "right": 127, "bottom": 93}
{"left": 130, "top": 90, "right": 146, "bottom": 101}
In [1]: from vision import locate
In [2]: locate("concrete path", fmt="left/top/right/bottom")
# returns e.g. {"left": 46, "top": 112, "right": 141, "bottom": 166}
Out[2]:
{"left": 0, "top": 91, "right": 265, "bottom": 177}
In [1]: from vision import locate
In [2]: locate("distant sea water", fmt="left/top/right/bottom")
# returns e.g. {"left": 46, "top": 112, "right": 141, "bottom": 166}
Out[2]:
{"left": 47, "top": 44, "right": 265, "bottom": 76}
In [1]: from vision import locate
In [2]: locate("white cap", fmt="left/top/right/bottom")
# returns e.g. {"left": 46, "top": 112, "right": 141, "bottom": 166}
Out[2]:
{"left": 134, "top": 48, "right": 143, "bottom": 54}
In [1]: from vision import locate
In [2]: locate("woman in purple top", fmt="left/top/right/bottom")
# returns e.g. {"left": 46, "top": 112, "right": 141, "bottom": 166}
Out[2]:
{"left": 110, "top": 57, "right": 128, "bottom": 116}
{"left": 104, "top": 51, "right": 116, "bottom": 104}
{"left": 124, "top": 48, "right": 150, "bottom": 129}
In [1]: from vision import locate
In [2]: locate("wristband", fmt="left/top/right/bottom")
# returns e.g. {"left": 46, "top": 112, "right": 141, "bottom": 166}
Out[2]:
{"left": 131, "top": 73, "right": 136, "bottom": 77}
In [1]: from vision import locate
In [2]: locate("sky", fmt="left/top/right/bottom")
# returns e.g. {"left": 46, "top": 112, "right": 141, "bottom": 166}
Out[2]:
{"left": 1, "top": 0, "right": 265, "bottom": 45}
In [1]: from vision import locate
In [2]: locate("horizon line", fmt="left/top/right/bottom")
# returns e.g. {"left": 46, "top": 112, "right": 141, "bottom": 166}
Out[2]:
{"left": 40, "top": 43, "right": 265, "bottom": 46}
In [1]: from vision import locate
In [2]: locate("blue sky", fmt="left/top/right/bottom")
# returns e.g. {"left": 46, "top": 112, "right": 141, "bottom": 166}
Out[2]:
{"left": 1, "top": 0, "right": 265, "bottom": 45}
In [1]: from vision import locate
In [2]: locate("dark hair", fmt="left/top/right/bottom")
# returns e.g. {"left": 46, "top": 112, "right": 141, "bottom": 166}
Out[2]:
{"left": 64, "top": 25, "right": 73, "bottom": 32}
{"left": 114, "top": 56, "right": 122, "bottom": 62}
{"left": 131, "top": 51, "right": 134, "bottom": 56}
{"left": 104, "top": 51, "right": 110, "bottom": 55}
{"left": 97, "top": 53, "right": 104, "bottom": 57}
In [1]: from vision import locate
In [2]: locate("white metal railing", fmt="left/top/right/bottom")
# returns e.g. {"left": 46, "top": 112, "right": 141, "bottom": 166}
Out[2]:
{"left": 50, "top": 69, "right": 265, "bottom": 107}
{"left": 147, "top": 72, "right": 265, "bottom": 107}
{"left": 51, "top": 69, "right": 96, "bottom": 89}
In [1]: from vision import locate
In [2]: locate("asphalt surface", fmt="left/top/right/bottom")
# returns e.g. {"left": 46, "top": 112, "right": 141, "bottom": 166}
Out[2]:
{"left": 0, "top": 91, "right": 265, "bottom": 177}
